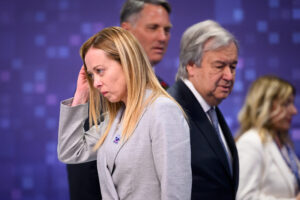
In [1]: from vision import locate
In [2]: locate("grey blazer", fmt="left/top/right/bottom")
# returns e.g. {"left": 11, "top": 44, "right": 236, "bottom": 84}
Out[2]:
{"left": 57, "top": 93, "right": 192, "bottom": 200}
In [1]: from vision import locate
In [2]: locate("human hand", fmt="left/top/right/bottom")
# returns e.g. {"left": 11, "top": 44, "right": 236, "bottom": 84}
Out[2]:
{"left": 72, "top": 65, "right": 90, "bottom": 106}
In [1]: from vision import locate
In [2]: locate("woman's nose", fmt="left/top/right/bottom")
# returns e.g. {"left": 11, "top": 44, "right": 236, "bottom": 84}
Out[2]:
{"left": 93, "top": 75, "right": 102, "bottom": 88}
{"left": 290, "top": 103, "right": 298, "bottom": 116}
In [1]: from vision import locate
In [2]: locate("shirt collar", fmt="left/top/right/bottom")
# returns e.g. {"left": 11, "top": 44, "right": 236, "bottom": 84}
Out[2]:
{"left": 182, "top": 78, "right": 213, "bottom": 113}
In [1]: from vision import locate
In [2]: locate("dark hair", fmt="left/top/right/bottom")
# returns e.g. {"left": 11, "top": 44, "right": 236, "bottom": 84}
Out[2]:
{"left": 120, "top": 0, "right": 171, "bottom": 23}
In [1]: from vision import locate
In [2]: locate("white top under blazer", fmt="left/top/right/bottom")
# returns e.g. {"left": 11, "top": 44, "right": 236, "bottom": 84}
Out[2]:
{"left": 236, "top": 128, "right": 299, "bottom": 200}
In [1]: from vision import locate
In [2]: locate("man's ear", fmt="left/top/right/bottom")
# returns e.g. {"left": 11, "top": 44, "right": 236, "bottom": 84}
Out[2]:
{"left": 186, "top": 62, "right": 196, "bottom": 77}
{"left": 121, "top": 22, "right": 132, "bottom": 31}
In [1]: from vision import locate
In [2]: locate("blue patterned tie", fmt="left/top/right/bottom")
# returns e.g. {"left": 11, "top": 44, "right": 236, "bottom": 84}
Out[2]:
{"left": 207, "top": 107, "right": 233, "bottom": 176}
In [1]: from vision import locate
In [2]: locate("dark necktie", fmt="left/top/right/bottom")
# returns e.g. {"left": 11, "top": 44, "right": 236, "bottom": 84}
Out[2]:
{"left": 207, "top": 107, "right": 233, "bottom": 176}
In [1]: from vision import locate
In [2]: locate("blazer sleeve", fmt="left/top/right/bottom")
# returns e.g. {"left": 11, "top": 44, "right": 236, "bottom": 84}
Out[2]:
{"left": 57, "top": 98, "right": 107, "bottom": 164}
{"left": 150, "top": 98, "right": 192, "bottom": 200}
{"left": 236, "top": 131, "right": 296, "bottom": 200}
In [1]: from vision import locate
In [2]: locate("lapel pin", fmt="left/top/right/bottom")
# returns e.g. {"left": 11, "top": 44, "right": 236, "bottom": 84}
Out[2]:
{"left": 113, "top": 135, "right": 121, "bottom": 144}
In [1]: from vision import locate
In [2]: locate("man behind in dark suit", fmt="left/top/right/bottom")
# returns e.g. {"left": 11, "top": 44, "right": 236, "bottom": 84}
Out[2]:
{"left": 168, "top": 20, "right": 240, "bottom": 199}
{"left": 66, "top": 0, "right": 172, "bottom": 199}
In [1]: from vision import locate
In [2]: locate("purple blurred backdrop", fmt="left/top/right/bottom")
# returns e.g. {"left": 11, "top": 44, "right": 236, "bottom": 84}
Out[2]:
{"left": 0, "top": 0, "right": 300, "bottom": 199}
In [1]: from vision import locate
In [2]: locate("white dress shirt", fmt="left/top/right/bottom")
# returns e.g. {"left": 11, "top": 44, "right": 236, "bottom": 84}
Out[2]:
{"left": 182, "top": 79, "right": 233, "bottom": 164}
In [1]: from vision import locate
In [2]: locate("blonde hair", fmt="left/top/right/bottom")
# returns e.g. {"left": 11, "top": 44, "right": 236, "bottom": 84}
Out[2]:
{"left": 80, "top": 26, "right": 181, "bottom": 150}
{"left": 236, "top": 75, "right": 296, "bottom": 144}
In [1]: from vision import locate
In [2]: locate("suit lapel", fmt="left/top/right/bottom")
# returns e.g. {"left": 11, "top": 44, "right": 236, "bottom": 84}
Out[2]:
{"left": 101, "top": 106, "right": 148, "bottom": 200}
{"left": 216, "top": 107, "right": 239, "bottom": 188}
{"left": 194, "top": 106, "right": 233, "bottom": 179}
{"left": 267, "top": 140, "right": 295, "bottom": 195}
{"left": 101, "top": 156, "right": 120, "bottom": 199}
{"left": 170, "top": 80, "right": 233, "bottom": 178}
{"left": 106, "top": 90, "right": 152, "bottom": 175}
{"left": 105, "top": 107, "right": 125, "bottom": 174}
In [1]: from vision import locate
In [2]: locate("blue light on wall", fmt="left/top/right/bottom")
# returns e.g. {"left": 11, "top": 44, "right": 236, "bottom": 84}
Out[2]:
{"left": 293, "top": 32, "right": 300, "bottom": 44}
{"left": 257, "top": 20, "right": 268, "bottom": 32}
{"left": 269, "top": 0, "right": 279, "bottom": 8}
{"left": 292, "top": 9, "right": 300, "bottom": 19}
{"left": 269, "top": 32, "right": 280, "bottom": 44}
{"left": 35, "top": 11, "right": 46, "bottom": 22}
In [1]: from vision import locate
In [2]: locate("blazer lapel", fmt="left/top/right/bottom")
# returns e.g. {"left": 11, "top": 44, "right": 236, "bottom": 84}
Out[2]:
{"left": 106, "top": 90, "right": 152, "bottom": 175}
{"left": 170, "top": 80, "right": 233, "bottom": 178}
{"left": 194, "top": 106, "right": 233, "bottom": 178}
{"left": 267, "top": 140, "right": 295, "bottom": 195}
{"left": 105, "top": 107, "right": 125, "bottom": 174}
{"left": 216, "top": 107, "right": 239, "bottom": 188}
{"left": 101, "top": 156, "right": 120, "bottom": 200}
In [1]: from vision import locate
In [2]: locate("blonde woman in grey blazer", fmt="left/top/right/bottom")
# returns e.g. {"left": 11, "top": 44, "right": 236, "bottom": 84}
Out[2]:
{"left": 57, "top": 27, "right": 192, "bottom": 200}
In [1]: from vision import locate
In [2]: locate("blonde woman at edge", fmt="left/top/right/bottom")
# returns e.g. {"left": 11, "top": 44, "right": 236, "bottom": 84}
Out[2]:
{"left": 57, "top": 27, "right": 192, "bottom": 200}
{"left": 236, "top": 75, "right": 299, "bottom": 200}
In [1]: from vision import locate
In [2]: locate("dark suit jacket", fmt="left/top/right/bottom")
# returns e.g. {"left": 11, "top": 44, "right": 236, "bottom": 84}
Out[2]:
{"left": 168, "top": 80, "right": 239, "bottom": 200}
{"left": 67, "top": 161, "right": 101, "bottom": 200}
{"left": 66, "top": 118, "right": 101, "bottom": 200}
